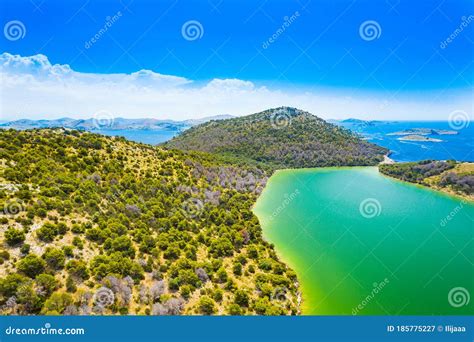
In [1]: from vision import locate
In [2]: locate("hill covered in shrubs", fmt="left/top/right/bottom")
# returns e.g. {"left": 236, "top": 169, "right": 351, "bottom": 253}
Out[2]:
{"left": 165, "top": 107, "right": 387, "bottom": 169}
{"left": 379, "top": 160, "right": 474, "bottom": 200}
{"left": 0, "top": 129, "right": 299, "bottom": 315}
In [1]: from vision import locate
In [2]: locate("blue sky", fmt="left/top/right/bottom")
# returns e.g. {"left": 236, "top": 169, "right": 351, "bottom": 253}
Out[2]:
{"left": 0, "top": 0, "right": 472, "bottom": 120}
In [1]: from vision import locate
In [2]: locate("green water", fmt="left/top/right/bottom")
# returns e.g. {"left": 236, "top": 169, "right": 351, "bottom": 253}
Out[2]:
{"left": 253, "top": 167, "right": 474, "bottom": 315}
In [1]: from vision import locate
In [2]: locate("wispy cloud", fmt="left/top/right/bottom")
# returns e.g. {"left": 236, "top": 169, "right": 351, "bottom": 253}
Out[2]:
{"left": 0, "top": 52, "right": 471, "bottom": 121}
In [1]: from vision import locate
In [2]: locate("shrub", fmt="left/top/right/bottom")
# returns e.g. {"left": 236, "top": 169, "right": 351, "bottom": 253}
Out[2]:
{"left": 36, "top": 223, "right": 59, "bottom": 242}
{"left": 42, "top": 248, "right": 66, "bottom": 270}
{"left": 4, "top": 227, "right": 25, "bottom": 246}
{"left": 35, "top": 274, "right": 58, "bottom": 297}
{"left": 17, "top": 254, "right": 46, "bottom": 278}
{"left": 198, "top": 296, "right": 216, "bottom": 315}
{"left": 41, "top": 292, "right": 74, "bottom": 314}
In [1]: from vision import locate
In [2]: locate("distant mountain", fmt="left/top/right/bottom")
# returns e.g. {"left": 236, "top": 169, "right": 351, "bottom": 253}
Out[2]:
{"left": 166, "top": 107, "right": 388, "bottom": 169}
{"left": 339, "top": 118, "right": 380, "bottom": 126}
{"left": 0, "top": 115, "right": 234, "bottom": 131}
{"left": 183, "top": 115, "right": 234, "bottom": 126}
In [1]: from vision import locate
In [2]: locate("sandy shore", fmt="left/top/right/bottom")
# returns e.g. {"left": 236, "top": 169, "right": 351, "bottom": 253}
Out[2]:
{"left": 380, "top": 154, "right": 395, "bottom": 164}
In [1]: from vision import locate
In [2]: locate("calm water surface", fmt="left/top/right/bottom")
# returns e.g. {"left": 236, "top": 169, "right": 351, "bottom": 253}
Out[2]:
{"left": 253, "top": 167, "right": 473, "bottom": 315}
{"left": 337, "top": 121, "right": 473, "bottom": 162}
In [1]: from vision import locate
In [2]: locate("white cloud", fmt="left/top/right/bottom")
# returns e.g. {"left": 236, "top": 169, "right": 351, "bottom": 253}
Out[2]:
{"left": 0, "top": 52, "right": 471, "bottom": 122}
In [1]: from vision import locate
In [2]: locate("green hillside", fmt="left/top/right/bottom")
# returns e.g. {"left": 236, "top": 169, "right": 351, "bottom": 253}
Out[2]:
{"left": 0, "top": 129, "right": 299, "bottom": 315}
{"left": 166, "top": 107, "right": 387, "bottom": 168}
{"left": 379, "top": 160, "right": 474, "bottom": 201}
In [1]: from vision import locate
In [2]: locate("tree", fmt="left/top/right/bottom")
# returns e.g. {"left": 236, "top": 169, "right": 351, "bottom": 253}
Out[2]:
{"left": 36, "top": 223, "right": 59, "bottom": 242}
{"left": 17, "top": 254, "right": 46, "bottom": 278}
{"left": 215, "top": 268, "right": 228, "bottom": 283}
{"left": 42, "top": 248, "right": 65, "bottom": 270}
{"left": 234, "top": 289, "right": 249, "bottom": 307}
{"left": 66, "top": 260, "right": 89, "bottom": 280}
{"left": 41, "top": 292, "right": 74, "bottom": 315}
{"left": 198, "top": 296, "right": 216, "bottom": 315}
{"left": 34, "top": 274, "right": 58, "bottom": 297}
{"left": 66, "top": 276, "right": 77, "bottom": 293}
{"left": 4, "top": 227, "right": 25, "bottom": 246}
{"left": 0, "top": 273, "right": 29, "bottom": 297}
{"left": 227, "top": 303, "right": 243, "bottom": 315}
{"left": 233, "top": 263, "right": 242, "bottom": 276}
{"left": 110, "top": 236, "right": 135, "bottom": 258}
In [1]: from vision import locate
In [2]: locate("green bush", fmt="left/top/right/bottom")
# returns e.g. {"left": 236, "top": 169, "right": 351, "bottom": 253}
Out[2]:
{"left": 17, "top": 254, "right": 46, "bottom": 278}
{"left": 4, "top": 227, "right": 25, "bottom": 246}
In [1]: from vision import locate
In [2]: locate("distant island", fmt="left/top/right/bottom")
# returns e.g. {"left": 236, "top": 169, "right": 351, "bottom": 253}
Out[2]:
{"left": 397, "top": 135, "right": 443, "bottom": 142}
{"left": 387, "top": 128, "right": 458, "bottom": 136}
{"left": 0, "top": 115, "right": 234, "bottom": 132}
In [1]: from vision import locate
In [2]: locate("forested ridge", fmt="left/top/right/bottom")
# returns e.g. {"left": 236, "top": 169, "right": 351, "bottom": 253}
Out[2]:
{"left": 379, "top": 160, "right": 474, "bottom": 199}
{"left": 0, "top": 129, "right": 299, "bottom": 315}
{"left": 166, "top": 107, "right": 387, "bottom": 169}
{"left": 0, "top": 108, "right": 392, "bottom": 316}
